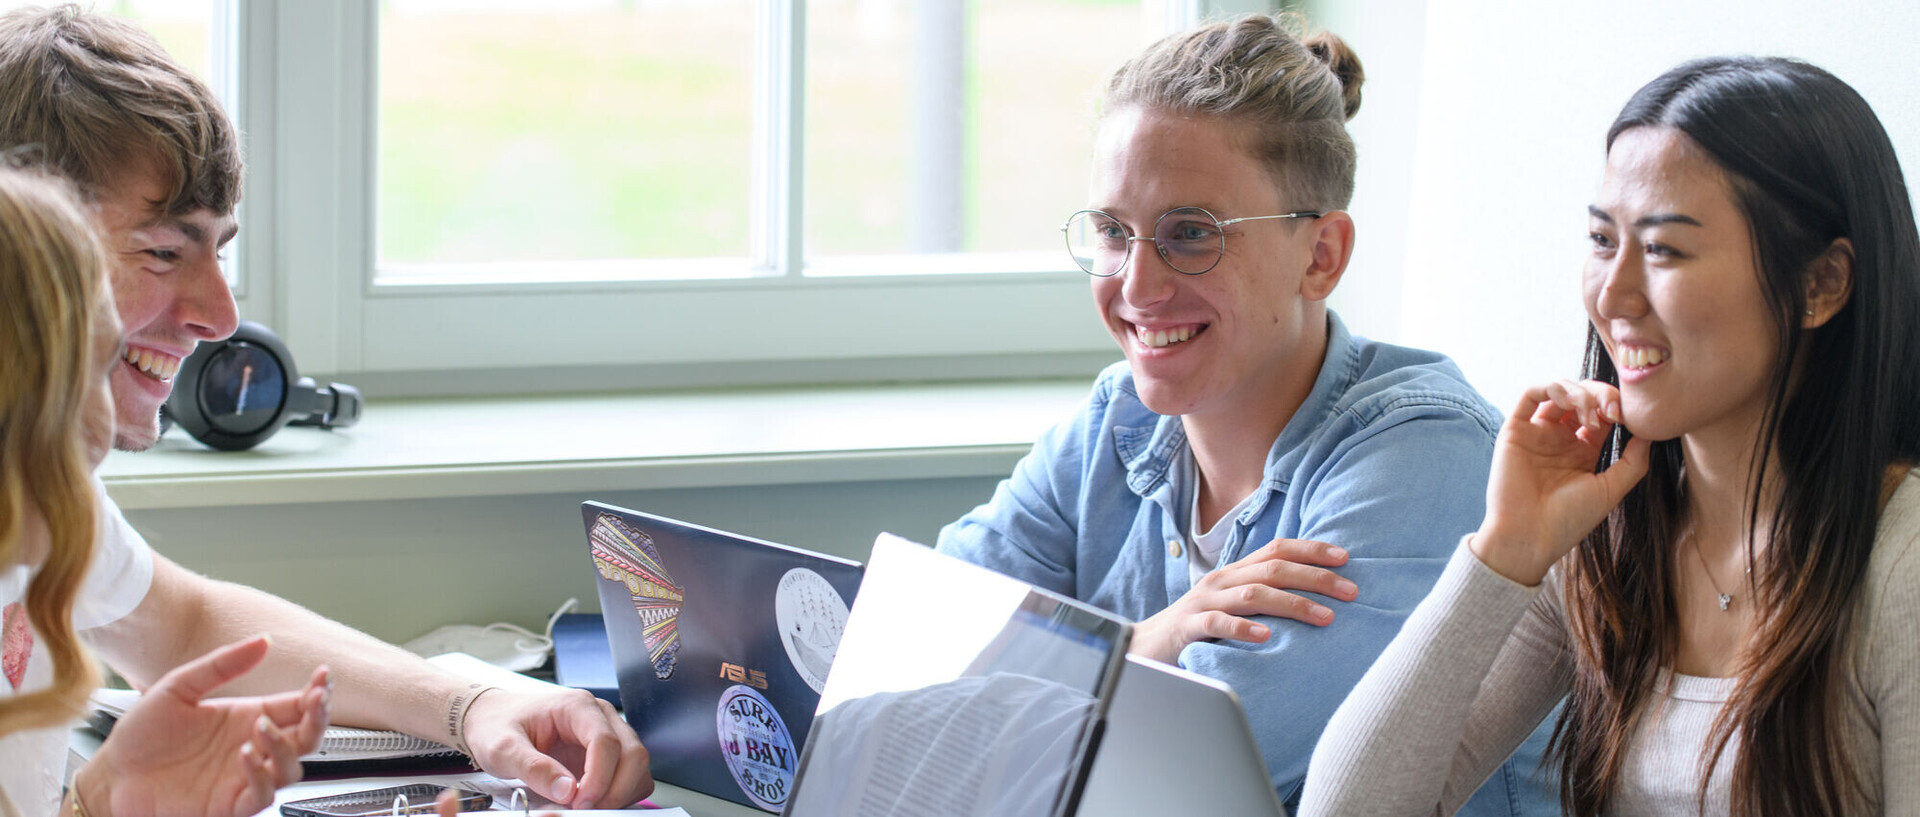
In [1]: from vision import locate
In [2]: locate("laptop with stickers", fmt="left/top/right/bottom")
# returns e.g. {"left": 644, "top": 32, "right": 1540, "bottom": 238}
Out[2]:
{"left": 581, "top": 502, "right": 863, "bottom": 814}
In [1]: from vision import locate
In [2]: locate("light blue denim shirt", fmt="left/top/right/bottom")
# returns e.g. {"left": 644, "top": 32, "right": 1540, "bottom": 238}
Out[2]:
{"left": 937, "top": 312, "right": 1558, "bottom": 815}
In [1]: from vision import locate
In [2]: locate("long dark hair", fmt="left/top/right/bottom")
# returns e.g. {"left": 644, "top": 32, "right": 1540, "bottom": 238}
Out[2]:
{"left": 1554, "top": 57, "right": 1920, "bottom": 816}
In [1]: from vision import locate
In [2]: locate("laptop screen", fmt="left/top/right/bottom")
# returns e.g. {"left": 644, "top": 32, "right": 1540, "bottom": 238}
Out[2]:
{"left": 784, "top": 534, "right": 1131, "bottom": 817}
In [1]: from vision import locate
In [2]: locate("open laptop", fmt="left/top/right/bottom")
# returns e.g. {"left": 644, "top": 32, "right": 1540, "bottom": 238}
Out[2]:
{"left": 783, "top": 534, "right": 1132, "bottom": 817}
{"left": 582, "top": 502, "right": 863, "bottom": 813}
{"left": 1075, "top": 654, "right": 1290, "bottom": 816}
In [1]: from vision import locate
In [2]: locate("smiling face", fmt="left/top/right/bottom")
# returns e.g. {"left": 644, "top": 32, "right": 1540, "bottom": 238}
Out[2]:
{"left": 93, "top": 167, "right": 240, "bottom": 450}
{"left": 1088, "top": 107, "right": 1337, "bottom": 425}
{"left": 1585, "top": 126, "right": 1780, "bottom": 443}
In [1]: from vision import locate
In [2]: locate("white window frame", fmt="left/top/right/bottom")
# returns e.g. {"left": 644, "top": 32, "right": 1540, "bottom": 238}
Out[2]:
{"left": 232, "top": 0, "right": 1267, "bottom": 389}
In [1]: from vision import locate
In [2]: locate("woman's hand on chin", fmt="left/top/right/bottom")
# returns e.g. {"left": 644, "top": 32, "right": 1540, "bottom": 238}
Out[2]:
{"left": 1472, "top": 379, "right": 1652, "bottom": 586}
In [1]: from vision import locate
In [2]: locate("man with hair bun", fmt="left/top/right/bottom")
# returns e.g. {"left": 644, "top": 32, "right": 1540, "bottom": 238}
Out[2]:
{"left": 0, "top": 5, "right": 651, "bottom": 813}
{"left": 937, "top": 14, "right": 1555, "bottom": 814}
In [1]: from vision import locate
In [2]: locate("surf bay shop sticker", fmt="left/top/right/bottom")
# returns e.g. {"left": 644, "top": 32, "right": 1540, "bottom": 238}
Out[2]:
{"left": 717, "top": 684, "right": 797, "bottom": 811}
{"left": 775, "top": 567, "right": 850, "bottom": 694}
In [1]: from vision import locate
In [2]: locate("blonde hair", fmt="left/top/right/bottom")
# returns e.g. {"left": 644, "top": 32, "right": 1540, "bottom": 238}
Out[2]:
{"left": 0, "top": 3, "right": 241, "bottom": 214}
{"left": 0, "top": 163, "right": 111, "bottom": 736}
{"left": 1103, "top": 12, "right": 1364, "bottom": 211}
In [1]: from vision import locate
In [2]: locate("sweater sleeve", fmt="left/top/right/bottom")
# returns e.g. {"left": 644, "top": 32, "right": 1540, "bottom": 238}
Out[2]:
{"left": 1866, "top": 507, "right": 1920, "bottom": 815}
{"left": 1299, "top": 538, "right": 1575, "bottom": 817}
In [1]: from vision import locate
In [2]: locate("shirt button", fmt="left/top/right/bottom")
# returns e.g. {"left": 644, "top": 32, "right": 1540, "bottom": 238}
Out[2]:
{"left": 1167, "top": 539, "right": 1184, "bottom": 558}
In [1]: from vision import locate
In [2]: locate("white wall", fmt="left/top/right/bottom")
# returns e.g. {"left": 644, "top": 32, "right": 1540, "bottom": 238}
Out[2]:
{"left": 1318, "top": 0, "right": 1920, "bottom": 410}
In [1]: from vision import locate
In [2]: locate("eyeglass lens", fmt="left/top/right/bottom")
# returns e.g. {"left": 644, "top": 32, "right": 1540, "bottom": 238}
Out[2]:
{"left": 1063, "top": 207, "right": 1226, "bottom": 276}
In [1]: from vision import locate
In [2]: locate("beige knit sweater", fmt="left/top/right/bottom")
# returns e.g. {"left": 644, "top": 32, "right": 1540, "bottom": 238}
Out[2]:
{"left": 1299, "top": 472, "right": 1920, "bottom": 816}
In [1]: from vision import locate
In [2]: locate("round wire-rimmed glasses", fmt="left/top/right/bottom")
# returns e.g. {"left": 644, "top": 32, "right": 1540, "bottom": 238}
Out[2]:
{"left": 1061, "top": 206, "right": 1323, "bottom": 277}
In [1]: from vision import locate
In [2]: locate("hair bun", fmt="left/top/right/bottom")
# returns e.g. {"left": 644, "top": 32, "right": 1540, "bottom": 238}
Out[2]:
{"left": 1303, "top": 30, "right": 1364, "bottom": 120}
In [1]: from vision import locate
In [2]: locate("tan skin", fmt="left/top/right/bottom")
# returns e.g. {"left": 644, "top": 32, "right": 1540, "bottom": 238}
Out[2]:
{"left": 92, "top": 167, "right": 239, "bottom": 452}
{"left": 1471, "top": 126, "right": 1875, "bottom": 678}
{"left": 1084, "top": 108, "right": 1361, "bottom": 664}
{"left": 70, "top": 637, "right": 331, "bottom": 817}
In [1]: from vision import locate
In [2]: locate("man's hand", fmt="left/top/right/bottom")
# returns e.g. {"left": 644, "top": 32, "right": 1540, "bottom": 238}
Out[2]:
{"left": 1129, "top": 537, "right": 1358, "bottom": 664}
{"left": 462, "top": 688, "right": 652, "bottom": 810}
{"left": 74, "top": 635, "right": 330, "bottom": 817}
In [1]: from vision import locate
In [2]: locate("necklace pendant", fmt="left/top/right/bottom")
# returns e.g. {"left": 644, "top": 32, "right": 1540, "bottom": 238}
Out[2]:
{"left": 1717, "top": 593, "right": 1732, "bottom": 611}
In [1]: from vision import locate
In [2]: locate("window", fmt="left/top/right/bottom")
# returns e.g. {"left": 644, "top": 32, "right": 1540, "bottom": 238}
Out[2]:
{"left": 242, "top": 1, "right": 1230, "bottom": 385}
{"left": 804, "top": 0, "right": 1150, "bottom": 276}
{"left": 376, "top": 1, "right": 756, "bottom": 277}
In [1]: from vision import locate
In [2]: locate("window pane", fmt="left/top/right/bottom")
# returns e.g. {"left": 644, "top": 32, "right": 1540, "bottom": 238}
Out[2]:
{"left": 114, "top": 0, "right": 215, "bottom": 80}
{"left": 804, "top": 0, "right": 1146, "bottom": 266}
{"left": 377, "top": 0, "right": 755, "bottom": 269}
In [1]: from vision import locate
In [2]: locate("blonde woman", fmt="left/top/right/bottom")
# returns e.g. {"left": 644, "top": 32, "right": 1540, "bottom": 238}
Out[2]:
{"left": 0, "top": 165, "right": 330, "bottom": 817}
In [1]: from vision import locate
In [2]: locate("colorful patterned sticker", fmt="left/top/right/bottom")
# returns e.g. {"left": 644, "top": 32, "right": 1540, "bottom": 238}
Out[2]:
{"left": 717, "top": 684, "right": 796, "bottom": 812}
{"left": 774, "top": 567, "right": 850, "bottom": 694}
{"left": 589, "top": 513, "right": 683, "bottom": 680}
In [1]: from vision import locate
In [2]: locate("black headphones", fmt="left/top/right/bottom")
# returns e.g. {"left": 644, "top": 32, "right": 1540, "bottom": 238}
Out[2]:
{"left": 160, "top": 321, "right": 362, "bottom": 451}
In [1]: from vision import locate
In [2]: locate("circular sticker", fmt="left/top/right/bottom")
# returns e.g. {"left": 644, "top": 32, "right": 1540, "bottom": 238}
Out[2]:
{"left": 774, "top": 567, "right": 851, "bottom": 693}
{"left": 717, "top": 684, "right": 796, "bottom": 812}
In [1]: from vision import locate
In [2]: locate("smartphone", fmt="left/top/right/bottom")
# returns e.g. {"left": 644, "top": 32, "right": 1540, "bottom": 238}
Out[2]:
{"left": 280, "top": 784, "right": 490, "bottom": 817}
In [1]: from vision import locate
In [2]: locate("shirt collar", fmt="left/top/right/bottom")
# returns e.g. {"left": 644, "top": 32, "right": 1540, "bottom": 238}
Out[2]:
{"left": 1115, "top": 311, "right": 1360, "bottom": 506}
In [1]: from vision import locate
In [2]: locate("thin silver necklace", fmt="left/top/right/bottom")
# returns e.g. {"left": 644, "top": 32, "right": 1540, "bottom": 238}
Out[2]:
{"left": 1687, "top": 532, "right": 1749, "bottom": 612}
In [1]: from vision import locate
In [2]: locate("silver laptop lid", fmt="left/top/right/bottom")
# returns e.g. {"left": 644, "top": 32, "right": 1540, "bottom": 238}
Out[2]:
{"left": 784, "top": 534, "right": 1132, "bottom": 817}
{"left": 1075, "top": 654, "right": 1288, "bottom": 817}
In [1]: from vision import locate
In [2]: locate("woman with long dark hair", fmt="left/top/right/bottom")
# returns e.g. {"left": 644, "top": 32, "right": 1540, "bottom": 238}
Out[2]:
{"left": 1300, "top": 56, "right": 1920, "bottom": 816}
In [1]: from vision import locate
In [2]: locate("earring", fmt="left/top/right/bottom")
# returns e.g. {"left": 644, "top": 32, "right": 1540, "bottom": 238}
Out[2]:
{"left": 1806, "top": 308, "right": 1816, "bottom": 317}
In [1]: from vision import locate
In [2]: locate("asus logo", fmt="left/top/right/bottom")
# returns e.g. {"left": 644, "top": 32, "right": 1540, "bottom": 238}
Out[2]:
{"left": 720, "top": 662, "right": 768, "bottom": 689}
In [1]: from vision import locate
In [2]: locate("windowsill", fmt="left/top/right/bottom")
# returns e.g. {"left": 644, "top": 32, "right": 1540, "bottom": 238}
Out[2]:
{"left": 98, "top": 379, "right": 1090, "bottom": 511}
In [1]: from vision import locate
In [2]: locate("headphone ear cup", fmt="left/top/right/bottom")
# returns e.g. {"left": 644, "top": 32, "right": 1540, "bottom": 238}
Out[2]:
{"left": 166, "top": 321, "right": 361, "bottom": 449}
{"left": 164, "top": 321, "right": 299, "bottom": 451}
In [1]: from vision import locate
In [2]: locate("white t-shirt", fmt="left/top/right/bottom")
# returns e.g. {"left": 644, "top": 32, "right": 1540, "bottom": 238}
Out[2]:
{"left": 0, "top": 481, "right": 154, "bottom": 817}
{"left": 1180, "top": 452, "right": 1257, "bottom": 586}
